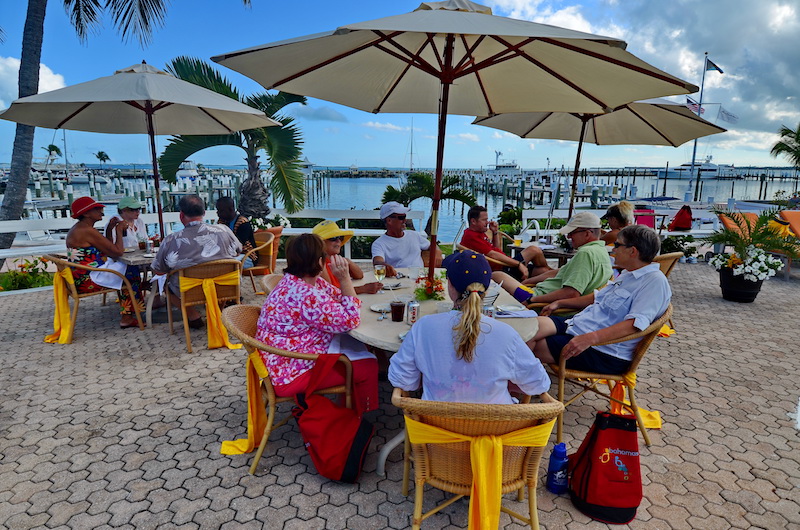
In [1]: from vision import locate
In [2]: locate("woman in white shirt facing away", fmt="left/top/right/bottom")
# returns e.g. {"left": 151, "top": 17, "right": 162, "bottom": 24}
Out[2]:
{"left": 389, "top": 250, "right": 550, "bottom": 404}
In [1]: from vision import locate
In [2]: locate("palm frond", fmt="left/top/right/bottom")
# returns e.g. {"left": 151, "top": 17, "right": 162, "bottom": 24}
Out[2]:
{"left": 159, "top": 134, "right": 244, "bottom": 183}
{"left": 246, "top": 92, "right": 307, "bottom": 116}
{"left": 258, "top": 117, "right": 303, "bottom": 167}
{"left": 64, "top": 0, "right": 103, "bottom": 42}
{"left": 166, "top": 56, "right": 240, "bottom": 101}
{"left": 269, "top": 162, "right": 305, "bottom": 213}
{"left": 106, "top": 0, "right": 169, "bottom": 46}
{"left": 770, "top": 122, "right": 800, "bottom": 169}
{"left": 705, "top": 208, "right": 800, "bottom": 259}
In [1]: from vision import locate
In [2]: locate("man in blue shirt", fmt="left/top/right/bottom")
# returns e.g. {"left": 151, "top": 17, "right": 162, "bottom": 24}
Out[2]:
{"left": 527, "top": 225, "right": 671, "bottom": 375}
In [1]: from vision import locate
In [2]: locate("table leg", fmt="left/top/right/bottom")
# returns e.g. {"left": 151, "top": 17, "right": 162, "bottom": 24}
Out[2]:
{"left": 376, "top": 430, "right": 405, "bottom": 477}
{"left": 145, "top": 289, "right": 158, "bottom": 329}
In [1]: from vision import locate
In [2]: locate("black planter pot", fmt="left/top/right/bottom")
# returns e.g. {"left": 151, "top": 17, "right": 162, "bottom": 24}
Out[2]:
{"left": 718, "top": 267, "right": 763, "bottom": 303}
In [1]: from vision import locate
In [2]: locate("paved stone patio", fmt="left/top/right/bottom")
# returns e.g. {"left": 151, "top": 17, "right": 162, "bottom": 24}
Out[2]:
{"left": 1, "top": 262, "right": 798, "bottom": 529}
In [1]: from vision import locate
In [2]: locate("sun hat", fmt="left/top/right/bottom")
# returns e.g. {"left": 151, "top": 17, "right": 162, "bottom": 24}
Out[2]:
{"left": 117, "top": 196, "right": 143, "bottom": 210}
{"left": 443, "top": 250, "right": 492, "bottom": 293}
{"left": 312, "top": 220, "right": 353, "bottom": 244}
{"left": 379, "top": 201, "right": 410, "bottom": 220}
{"left": 70, "top": 196, "right": 104, "bottom": 219}
{"left": 559, "top": 211, "right": 602, "bottom": 235}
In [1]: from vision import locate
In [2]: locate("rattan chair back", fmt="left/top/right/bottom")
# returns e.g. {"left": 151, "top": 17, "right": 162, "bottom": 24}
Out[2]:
{"left": 653, "top": 252, "right": 683, "bottom": 277}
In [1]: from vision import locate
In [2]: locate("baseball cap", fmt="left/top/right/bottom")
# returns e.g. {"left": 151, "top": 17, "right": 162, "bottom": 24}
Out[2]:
{"left": 118, "top": 196, "right": 143, "bottom": 210}
{"left": 443, "top": 250, "right": 492, "bottom": 293}
{"left": 559, "top": 212, "right": 602, "bottom": 235}
{"left": 379, "top": 201, "right": 410, "bottom": 220}
{"left": 312, "top": 220, "right": 353, "bottom": 244}
{"left": 70, "top": 196, "right": 104, "bottom": 219}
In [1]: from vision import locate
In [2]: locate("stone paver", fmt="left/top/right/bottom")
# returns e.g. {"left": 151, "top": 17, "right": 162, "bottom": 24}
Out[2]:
{"left": 1, "top": 261, "right": 799, "bottom": 528}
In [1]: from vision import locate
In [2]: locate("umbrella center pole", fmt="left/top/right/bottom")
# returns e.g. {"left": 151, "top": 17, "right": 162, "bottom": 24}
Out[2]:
{"left": 567, "top": 115, "right": 590, "bottom": 218}
{"left": 145, "top": 104, "right": 166, "bottom": 240}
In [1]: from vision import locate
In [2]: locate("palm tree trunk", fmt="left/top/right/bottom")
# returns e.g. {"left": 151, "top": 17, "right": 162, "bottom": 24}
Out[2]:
{"left": 0, "top": 0, "right": 48, "bottom": 265}
{"left": 239, "top": 152, "right": 271, "bottom": 219}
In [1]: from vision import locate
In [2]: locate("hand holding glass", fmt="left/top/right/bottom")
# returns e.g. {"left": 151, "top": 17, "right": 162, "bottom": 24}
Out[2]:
{"left": 374, "top": 264, "right": 386, "bottom": 293}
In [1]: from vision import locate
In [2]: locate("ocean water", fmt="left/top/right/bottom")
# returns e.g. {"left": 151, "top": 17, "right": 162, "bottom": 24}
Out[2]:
{"left": 64, "top": 174, "right": 800, "bottom": 243}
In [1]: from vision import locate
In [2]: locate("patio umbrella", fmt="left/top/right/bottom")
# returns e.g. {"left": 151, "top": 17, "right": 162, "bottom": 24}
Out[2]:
{"left": 473, "top": 98, "right": 727, "bottom": 215}
{"left": 212, "top": 0, "right": 697, "bottom": 284}
{"left": 0, "top": 62, "right": 280, "bottom": 238}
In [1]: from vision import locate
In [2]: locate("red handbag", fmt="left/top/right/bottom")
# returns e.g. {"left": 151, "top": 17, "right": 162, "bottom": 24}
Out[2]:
{"left": 668, "top": 205, "right": 693, "bottom": 231}
{"left": 292, "top": 354, "right": 374, "bottom": 483}
{"left": 568, "top": 411, "right": 642, "bottom": 524}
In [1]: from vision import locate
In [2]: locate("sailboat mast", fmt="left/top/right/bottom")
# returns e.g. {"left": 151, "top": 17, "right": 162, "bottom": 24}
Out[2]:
{"left": 62, "top": 130, "right": 70, "bottom": 175}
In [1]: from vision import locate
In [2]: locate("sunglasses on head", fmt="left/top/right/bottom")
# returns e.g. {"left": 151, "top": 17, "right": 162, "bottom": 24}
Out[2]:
{"left": 327, "top": 235, "right": 345, "bottom": 242}
{"left": 389, "top": 214, "right": 407, "bottom": 220}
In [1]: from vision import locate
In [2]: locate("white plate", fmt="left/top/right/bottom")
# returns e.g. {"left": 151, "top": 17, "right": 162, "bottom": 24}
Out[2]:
{"left": 123, "top": 248, "right": 136, "bottom": 253}
{"left": 383, "top": 282, "right": 404, "bottom": 290}
{"left": 496, "top": 304, "right": 526, "bottom": 312}
{"left": 142, "top": 253, "right": 155, "bottom": 258}
{"left": 370, "top": 303, "right": 391, "bottom": 313}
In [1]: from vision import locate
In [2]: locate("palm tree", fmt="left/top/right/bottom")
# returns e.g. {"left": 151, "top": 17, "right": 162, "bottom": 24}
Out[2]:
{"left": 770, "top": 123, "right": 800, "bottom": 172}
{"left": 383, "top": 172, "right": 476, "bottom": 233}
{"left": 94, "top": 150, "right": 110, "bottom": 169}
{"left": 0, "top": 0, "right": 252, "bottom": 258}
{"left": 41, "top": 143, "right": 61, "bottom": 171}
{"left": 159, "top": 56, "right": 307, "bottom": 214}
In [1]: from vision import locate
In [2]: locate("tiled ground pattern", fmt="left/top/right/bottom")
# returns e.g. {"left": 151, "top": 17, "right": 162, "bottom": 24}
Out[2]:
{"left": 1, "top": 262, "right": 799, "bottom": 529}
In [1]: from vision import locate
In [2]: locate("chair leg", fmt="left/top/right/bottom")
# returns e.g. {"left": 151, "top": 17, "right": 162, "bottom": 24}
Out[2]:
{"left": 249, "top": 271, "right": 257, "bottom": 293}
{"left": 249, "top": 400, "right": 277, "bottom": 475}
{"left": 528, "top": 485, "right": 539, "bottom": 530}
{"left": 66, "top": 298, "right": 79, "bottom": 344}
{"left": 401, "top": 431, "right": 411, "bottom": 496}
{"left": 627, "top": 386, "right": 651, "bottom": 446}
{"left": 412, "top": 481, "right": 424, "bottom": 530}
{"left": 556, "top": 373, "right": 566, "bottom": 443}
{"left": 181, "top": 303, "right": 193, "bottom": 353}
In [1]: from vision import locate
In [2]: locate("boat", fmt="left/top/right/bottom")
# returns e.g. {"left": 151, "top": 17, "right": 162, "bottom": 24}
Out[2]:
{"left": 483, "top": 151, "right": 523, "bottom": 180}
{"left": 175, "top": 160, "right": 201, "bottom": 180}
{"left": 656, "top": 156, "right": 736, "bottom": 179}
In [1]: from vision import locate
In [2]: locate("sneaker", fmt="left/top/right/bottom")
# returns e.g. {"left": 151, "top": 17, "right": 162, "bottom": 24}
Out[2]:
{"left": 687, "top": 256, "right": 698, "bottom": 264}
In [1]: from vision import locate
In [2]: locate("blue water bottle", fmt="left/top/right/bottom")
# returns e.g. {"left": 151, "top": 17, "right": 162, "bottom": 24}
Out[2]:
{"left": 546, "top": 442, "right": 569, "bottom": 494}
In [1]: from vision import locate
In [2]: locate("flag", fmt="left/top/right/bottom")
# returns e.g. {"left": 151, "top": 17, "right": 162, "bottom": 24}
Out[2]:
{"left": 706, "top": 58, "right": 724, "bottom": 73}
{"left": 718, "top": 106, "right": 739, "bottom": 124}
{"left": 686, "top": 96, "right": 705, "bottom": 114}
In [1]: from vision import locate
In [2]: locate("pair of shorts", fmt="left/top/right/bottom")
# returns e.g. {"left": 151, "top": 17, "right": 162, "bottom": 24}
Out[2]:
{"left": 544, "top": 316, "right": 632, "bottom": 375}
{"left": 504, "top": 251, "right": 535, "bottom": 281}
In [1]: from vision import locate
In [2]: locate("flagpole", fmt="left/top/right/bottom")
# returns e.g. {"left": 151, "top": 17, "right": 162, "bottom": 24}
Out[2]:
{"left": 690, "top": 53, "right": 710, "bottom": 202}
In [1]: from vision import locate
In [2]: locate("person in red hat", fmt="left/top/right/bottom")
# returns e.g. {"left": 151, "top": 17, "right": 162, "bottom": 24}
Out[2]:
{"left": 65, "top": 196, "right": 144, "bottom": 328}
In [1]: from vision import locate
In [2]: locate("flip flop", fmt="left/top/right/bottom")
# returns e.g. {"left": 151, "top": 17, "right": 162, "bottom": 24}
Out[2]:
{"left": 120, "top": 318, "right": 144, "bottom": 329}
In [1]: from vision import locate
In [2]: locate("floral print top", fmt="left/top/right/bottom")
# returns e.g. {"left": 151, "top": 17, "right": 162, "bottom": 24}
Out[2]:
{"left": 255, "top": 273, "right": 362, "bottom": 386}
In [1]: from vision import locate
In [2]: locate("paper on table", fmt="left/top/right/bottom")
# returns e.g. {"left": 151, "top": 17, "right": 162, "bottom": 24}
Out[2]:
{"left": 328, "top": 334, "right": 377, "bottom": 362}
{"left": 495, "top": 309, "right": 539, "bottom": 318}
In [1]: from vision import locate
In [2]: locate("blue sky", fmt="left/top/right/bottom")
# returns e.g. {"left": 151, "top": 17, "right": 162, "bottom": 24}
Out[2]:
{"left": 2, "top": 0, "right": 799, "bottom": 171}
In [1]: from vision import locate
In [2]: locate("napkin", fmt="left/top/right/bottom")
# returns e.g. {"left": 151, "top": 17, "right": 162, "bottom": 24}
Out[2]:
{"left": 495, "top": 309, "right": 539, "bottom": 318}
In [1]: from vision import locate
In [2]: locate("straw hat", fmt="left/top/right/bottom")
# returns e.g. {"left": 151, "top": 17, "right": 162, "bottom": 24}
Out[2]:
{"left": 312, "top": 220, "right": 353, "bottom": 244}
{"left": 71, "top": 196, "right": 104, "bottom": 218}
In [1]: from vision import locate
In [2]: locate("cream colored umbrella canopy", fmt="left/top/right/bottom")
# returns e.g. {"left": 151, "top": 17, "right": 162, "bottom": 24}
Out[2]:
{"left": 0, "top": 62, "right": 280, "bottom": 237}
{"left": 473, "top": 98, "right": 728, "bottom": 215}
{"left": 212, "top": 0, "right": 697, "bottom": 285}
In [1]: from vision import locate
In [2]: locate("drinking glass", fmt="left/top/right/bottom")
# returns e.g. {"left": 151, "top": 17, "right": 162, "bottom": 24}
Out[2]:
{"left": 374, "top": 264, "right": 386, "bottom": 293}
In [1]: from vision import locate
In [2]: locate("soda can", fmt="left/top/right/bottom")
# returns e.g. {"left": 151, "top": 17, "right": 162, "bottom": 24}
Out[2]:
{"left": 482, "top": 304, "right": 496, "bottom": 318}
{"left": 406, "top": 300, "right": 420, "bottom": 324}
{"left": 146, "top": 239, "right": 154, "bottom": 253}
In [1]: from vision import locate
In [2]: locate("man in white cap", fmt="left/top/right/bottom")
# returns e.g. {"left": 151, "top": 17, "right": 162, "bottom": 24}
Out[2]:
{"left": 493, "top": 211, "right": 612, "bottom": 305}
{"left": 371, "top": 201, "right": 430, "bottom": 277}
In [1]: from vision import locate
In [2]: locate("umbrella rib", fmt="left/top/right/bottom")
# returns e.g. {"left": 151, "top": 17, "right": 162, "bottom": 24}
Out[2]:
{"left": 270, "top": 30, "right": 403, "bottom": 88}
{"left": 456, "top": 37, "right": 536, "bottom": 79}
{"left": 373, "top": 31, "right": 442, "bottom": 78}
{"left": 521, "top": 112, "right": 555, "bottom": 137}
{"left": 373, "top": 34, "right": 434, "bottom": 113}
{"left": 537, "top": 37, "right": 695, "bottom": 91}
{"left": 57, "top": 102, "right": 93, "bottom": 129}
{"left": 657, "top": 104, "right": 727, "bottom": 131}
{"left": 626, "top": 106, "right": 676, "bottom": 146}
{"left": 198, "top": 108, "right": 236, "bottom": 134}
{"left": 457, "top": 34, "right": 493, "bottom": 115}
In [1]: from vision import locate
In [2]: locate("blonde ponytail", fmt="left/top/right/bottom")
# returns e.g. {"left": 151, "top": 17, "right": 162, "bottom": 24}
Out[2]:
{"left": 453, "top": 282, "right": 486, "bottom": 362}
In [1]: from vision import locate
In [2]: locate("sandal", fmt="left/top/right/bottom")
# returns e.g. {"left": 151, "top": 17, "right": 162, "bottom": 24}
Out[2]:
{"left": 120, "top": 317, "right": 143, "bottom": 329}
{"left": 188, "top": 317, "right": 205, "bottom": 329}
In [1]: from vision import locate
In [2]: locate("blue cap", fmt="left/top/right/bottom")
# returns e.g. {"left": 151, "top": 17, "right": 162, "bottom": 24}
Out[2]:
{"left": 443, "top": 250, "right": 491, "bottom": 294}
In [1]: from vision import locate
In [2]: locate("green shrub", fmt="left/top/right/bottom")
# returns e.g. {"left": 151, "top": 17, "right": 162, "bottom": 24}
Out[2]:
{"left": 0, "top": 258, "right": 54, "bottom": 291}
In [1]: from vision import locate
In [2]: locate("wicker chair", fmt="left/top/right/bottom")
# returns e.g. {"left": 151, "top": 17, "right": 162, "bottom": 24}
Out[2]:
{"left": 420, "top": 246, "right": 443, "bottom": 268}
{"left": 392, "top": 388, "right": 563, "bottom": 530}
{"left": 166, "top": 259, "right": 242, "bottom": 353}
{"left": 242, "top": 231, "right": 275, "bottom": 294}
{"left": 653, "top": 251, "right": 684, "bottom": 278}
{"left": 548, "top": 304, "right": 673, "bottom": 446}
{"left": 221, "top": 304, "right": 353, "bottom": 474}
{"left": 260, "top": 273, "right": 283, "bottom": 295}
{"left": 44, "top": 254, "right": 144, "bottom": 343}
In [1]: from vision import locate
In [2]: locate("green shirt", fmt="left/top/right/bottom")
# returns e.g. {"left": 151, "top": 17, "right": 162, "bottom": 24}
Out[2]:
{"left": 535, "top": 240, "right": 612, "bottom": 296}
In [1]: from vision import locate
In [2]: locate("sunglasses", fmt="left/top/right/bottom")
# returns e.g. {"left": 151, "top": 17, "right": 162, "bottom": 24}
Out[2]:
{"left": 124, "top": 208, "right": 141, "bottom": 212}
{"left": 568, "top": 228, "right": 590, "bottom": 238}
{"left": 327, "top": 235, "right": 345, "bottom": 242}
{"left": 613, "top": 241, "right": 633, "bottom": 248}
{"left": 388, "top": 214, "right": 407, "bottom": 220}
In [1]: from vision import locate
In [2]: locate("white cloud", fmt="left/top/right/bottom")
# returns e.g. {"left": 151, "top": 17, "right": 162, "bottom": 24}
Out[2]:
{"left": 363, "top": 134, "right": 374, "bottom": 140}
{"left": 456, "top": 133, "right": 480, "bottom": 142}
{"left": 362, "top": 121, "right": 408, "bottom": 132}
{"left": 491, "top": 130, "right": 517, "bottom": 139}
{"left": 714, "top": 129, "right": 780, "bottom": 151}
{"left": 528, "top": 143, "right": 536, "bottom": 151}
{"left": 0, "top": 57, "right": 65, "bottom": 109}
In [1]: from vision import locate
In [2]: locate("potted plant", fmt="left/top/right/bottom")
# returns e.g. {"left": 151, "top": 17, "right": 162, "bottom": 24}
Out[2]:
{"left": 251, "top": 214, "right": 292, "bottom": 271}
{"left": 703, "top": 209, "right": 798, "bottom": 302}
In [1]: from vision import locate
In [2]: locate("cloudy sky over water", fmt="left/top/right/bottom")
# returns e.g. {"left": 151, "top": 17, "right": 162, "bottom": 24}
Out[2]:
{"left": 1, "top": 0, "right": 798, "bottom": 171}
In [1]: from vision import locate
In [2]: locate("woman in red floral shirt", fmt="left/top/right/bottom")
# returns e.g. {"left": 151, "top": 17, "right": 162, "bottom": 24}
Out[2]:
{"left": 255, "top": 234, "right": 378, "bottom": 415}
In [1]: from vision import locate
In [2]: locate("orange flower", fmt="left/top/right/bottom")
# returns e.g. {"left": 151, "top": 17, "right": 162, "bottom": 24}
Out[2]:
{"left": 726, "top": 254, "right": 743, "bottom": 268}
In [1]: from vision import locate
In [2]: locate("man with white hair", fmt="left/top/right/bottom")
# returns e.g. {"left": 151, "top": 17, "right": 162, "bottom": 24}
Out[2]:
{"left": 371, "top": 201, "right": 430, "bottom": 277}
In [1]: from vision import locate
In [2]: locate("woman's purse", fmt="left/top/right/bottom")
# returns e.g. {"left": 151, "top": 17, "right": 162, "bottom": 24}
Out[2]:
{"left": 292, "top": 354, "right": 374, "bottom": 483}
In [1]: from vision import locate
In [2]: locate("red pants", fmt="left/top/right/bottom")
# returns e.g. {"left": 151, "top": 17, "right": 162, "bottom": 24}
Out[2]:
{"left": 274, "top": 358, "right": 378, "bottom": 416}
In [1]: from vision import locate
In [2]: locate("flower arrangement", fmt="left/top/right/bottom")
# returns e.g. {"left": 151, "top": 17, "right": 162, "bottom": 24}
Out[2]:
{"left": 704, "top": 208, "right": 799, "bottom": 282}
{"left": 251, "top": 213, "right": 291, "bottom": 231}
{"left": 414, "top": 269, "right": 446, "bottom": 301}
{"left": 0, "top": 257, "right": 53, "bottom": 291}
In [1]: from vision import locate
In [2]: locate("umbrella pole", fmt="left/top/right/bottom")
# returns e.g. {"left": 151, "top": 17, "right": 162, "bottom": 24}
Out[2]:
{"left": 567, "top": 116, "right": 590, "bottom": 218}
{"left": 427, "top": 35, "right": 454, "bottom": 290}
{"left": 145, "top": 105, "right": 166, "bottom": 240}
